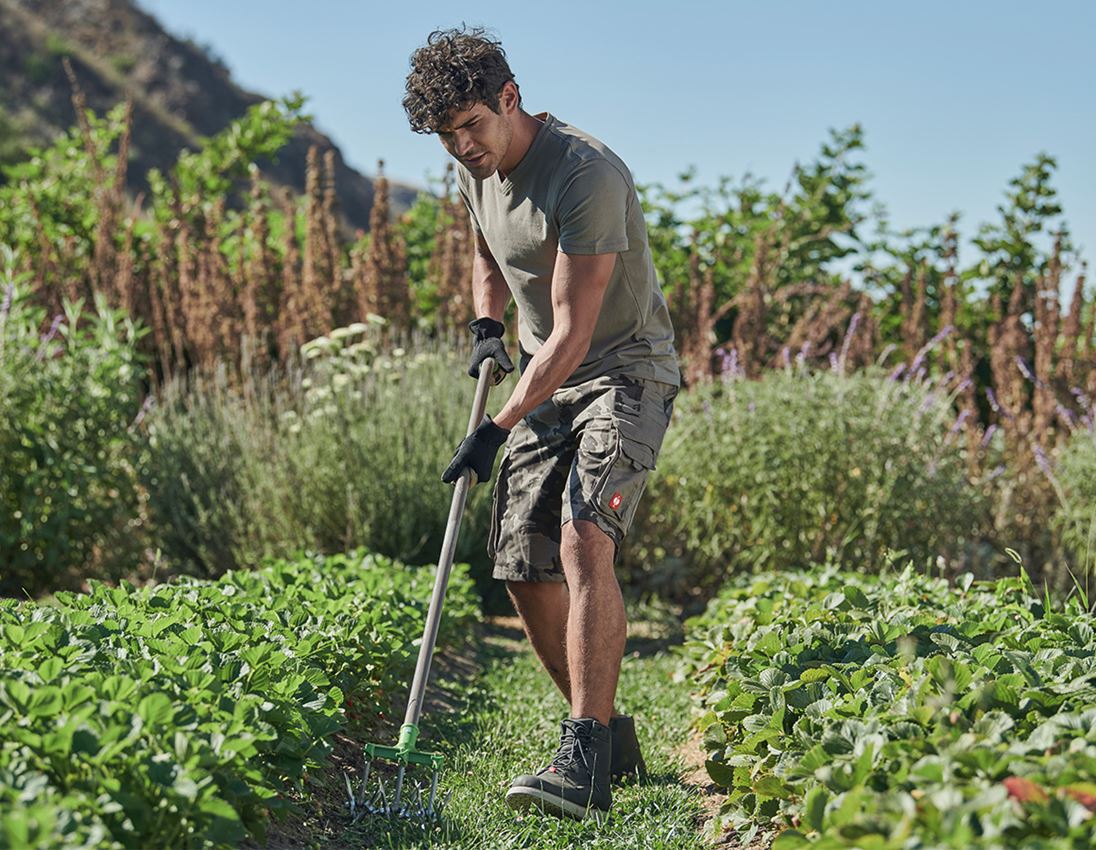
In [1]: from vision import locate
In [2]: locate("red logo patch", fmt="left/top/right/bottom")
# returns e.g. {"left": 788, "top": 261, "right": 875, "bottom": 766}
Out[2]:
{"left": 609, "top": 491, "right": 623, "bottom": 511}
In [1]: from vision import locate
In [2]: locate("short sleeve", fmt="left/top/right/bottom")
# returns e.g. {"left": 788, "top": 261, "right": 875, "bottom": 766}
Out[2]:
{"left": 555, "top": 159, "right": 630, "bottom": 255}
{"left": 455, "top": 166, "right": 483, "bottom": 235}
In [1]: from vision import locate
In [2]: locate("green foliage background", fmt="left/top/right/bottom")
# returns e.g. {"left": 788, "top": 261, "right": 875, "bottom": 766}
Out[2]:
{"left": 625, "top": 368, "right": 985, "bottom": 598}
{"left": 0, "top": 247, "right": 149, "bottom": 598}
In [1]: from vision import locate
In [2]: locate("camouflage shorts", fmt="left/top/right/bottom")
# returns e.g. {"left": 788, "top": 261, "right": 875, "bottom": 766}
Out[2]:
{"left": 488, "top": 373, "right": 679, "bottom": 583}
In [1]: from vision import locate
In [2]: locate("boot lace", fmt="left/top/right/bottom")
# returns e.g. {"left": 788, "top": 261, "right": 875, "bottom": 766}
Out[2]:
{"left": 547, "top": 720, "right": 594, "bottom": 772}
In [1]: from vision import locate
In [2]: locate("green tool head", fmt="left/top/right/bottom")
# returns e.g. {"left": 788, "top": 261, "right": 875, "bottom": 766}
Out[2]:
{"left": 347, "top": 724, "right": 449, "bottom": 822}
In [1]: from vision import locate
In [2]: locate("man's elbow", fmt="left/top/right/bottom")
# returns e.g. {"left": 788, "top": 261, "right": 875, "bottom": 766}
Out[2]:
{"left": 549, "top": 325, "right": 594, "bottom": 370}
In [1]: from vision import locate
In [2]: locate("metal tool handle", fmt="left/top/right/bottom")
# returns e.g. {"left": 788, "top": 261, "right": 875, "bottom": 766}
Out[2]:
{"left": 402, "top": 356, "right": 498, "bottom": 729}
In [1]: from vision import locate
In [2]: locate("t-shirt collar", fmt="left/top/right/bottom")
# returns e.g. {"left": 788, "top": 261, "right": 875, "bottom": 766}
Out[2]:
{"left": 498, "top": 112, "right": 554, "bottom": 194}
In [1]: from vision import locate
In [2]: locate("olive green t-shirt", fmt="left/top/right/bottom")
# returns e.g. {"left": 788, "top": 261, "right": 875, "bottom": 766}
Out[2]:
{"left": 455, "top": 113, "right": 680, "bottom": 388}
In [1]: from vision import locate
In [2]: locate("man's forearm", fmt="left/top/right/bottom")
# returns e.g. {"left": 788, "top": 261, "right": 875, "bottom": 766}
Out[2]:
{"left": 473, "top": 252, "right": 510, "bottom": 321}
{"left": 491, "top": 331, "right": 587, "bottom": 430}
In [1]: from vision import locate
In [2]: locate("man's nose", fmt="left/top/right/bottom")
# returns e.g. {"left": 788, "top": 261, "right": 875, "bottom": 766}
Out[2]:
{"left": 452, "top": 130, "right": 474, "bottom": 156}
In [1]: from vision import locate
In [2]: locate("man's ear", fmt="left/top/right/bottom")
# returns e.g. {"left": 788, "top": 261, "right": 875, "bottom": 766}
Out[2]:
{"left": 500, "top": 81, "right": 519, "bottom": 114}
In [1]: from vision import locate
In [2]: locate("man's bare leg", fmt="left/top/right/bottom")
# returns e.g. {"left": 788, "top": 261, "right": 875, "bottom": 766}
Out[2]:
{"left": 506, "top": 580, "right": 572, "bottom": 701}
{"left": 506, "top": 532, "right": 625, "bottom": 722}
{"left": 558, "top": 519, "right": 625, "bottom": 725}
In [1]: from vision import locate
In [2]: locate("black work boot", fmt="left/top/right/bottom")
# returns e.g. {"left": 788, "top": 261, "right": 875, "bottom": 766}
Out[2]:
{"left": 609, "top": 715, "right": 648, "bottom": 784}
{"left": 506, "top": 717, "right": 613, "bottom": 820}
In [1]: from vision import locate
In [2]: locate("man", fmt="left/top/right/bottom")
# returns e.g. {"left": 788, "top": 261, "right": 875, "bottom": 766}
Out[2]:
{"left": 403, "top": 27, "right": 680, "bottom": 821}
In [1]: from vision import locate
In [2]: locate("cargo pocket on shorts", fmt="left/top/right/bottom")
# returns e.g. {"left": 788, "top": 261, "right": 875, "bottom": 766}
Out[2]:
{"left": 588, "top": 428, "right": 656, "bottom": 540}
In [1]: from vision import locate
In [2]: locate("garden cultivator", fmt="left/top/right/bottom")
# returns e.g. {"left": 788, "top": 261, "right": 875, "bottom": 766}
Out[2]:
{"left": 348, "top": 357, "right": 498, "bottom": 823}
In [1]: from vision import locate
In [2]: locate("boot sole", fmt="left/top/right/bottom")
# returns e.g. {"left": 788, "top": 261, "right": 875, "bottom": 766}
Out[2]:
{"left": 505, "top": 786, "right": 608, "bottom": 822}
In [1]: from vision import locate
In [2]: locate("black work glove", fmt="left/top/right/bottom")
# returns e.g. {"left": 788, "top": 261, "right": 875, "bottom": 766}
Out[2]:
{"left": 468, "top": 317, "right": 515, "bottom": 385}
{"left": 441, "top": 417, "right": 510, "bottom": 485}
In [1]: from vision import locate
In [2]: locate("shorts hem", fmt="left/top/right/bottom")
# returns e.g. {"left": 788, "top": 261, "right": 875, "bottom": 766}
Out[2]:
{"left": 563, "top": 512, "right": 624, "bottom": 548}
{"left": 492, "top": 561, "right": 567, "bottom": 583}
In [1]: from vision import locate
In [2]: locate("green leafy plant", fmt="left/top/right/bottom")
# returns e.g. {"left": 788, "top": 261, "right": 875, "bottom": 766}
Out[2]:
{"left": 680, "top": 564, "right": 1096, "bottom": 847}
{"left": 0, "top": 548, "right": 477, "bottom": 849}
{"left": 0, "top": 245, "right": 150, "bottom": 597}
{"left": 627, "top": 365, "right": 985, "bottom": 598}
{"left": 140, "top": 326, "right": 500, "bottom": 594}
{"left": 1052, "top": 426, "right": 1096, "bottom": 581}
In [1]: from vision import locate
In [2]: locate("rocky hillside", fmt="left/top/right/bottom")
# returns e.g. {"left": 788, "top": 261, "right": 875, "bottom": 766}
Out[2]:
{"left": 0, "top": 0, "right": 418, "bottom": 228}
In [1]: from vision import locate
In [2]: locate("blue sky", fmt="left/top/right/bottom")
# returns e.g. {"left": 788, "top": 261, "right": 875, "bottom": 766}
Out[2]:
{"left": 139, "top": 0, "right": 1094, "bottom": 268}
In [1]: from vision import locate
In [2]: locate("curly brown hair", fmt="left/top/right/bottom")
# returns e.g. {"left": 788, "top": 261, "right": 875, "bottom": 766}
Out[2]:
{"left": 403, "top": 27, "right": 521, "bottom": 134}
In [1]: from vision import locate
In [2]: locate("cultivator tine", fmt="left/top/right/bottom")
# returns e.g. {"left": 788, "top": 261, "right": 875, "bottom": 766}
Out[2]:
{"left": 348, "top": 755, "right": 449, "bottom": 823}
{"left": 426, "top": 768, "right": 439, "bottom": 818}
{"left": 371, "top": 773, "right": 390, "bottom": 815}
{"left": 393, "top": 764, "right": 405, "bottom": 811}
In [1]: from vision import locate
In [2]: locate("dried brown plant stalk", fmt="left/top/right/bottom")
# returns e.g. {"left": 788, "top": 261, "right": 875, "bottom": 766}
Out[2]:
{"left": 364, "top": 160, "right": 410, "bottom": 328}
{"left": 903, "top": 262, "right": 928, "bottom": 361}
{"left": 431, "top": 163, "right": 474, "bottom": 328}
{"left": 277, "top": 187, "right": 305, "bottom": 360}
{"left": 1032, "top": 234, "right": 1063, "bottom": 446}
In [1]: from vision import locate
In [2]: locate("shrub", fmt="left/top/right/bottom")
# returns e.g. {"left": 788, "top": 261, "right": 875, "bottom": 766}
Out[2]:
{"left": 0, "top": 247, "right": 151, "bottom": 598}
{"left": 140, "top": 325, "right": 499, "bottom": 593}
{"left": 1052, "top": 426, "right": 1096, "bottom": 576}
{"left": 625, "top": 367, "right": 985, "bottom": 598}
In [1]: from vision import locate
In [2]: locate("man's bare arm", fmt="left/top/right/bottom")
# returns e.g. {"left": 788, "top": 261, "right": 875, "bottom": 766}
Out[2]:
{"left": 472, "top": 231, "right": 511, "bottom": 321}
{"left": 492, "top": 250, "right": 616, "bottom": 431}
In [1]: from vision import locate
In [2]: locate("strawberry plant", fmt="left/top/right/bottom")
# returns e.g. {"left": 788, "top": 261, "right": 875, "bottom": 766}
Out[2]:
{"left": 681, "top": 564, "right": 1096, "bottom": 847}
{"left": 0, "top": 548, "right": 477, "bottom": 849}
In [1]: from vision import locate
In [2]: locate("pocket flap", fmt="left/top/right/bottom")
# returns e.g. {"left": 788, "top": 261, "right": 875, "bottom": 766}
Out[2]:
{"left": 619, "top": 435, "right": 657, "bottom": 470}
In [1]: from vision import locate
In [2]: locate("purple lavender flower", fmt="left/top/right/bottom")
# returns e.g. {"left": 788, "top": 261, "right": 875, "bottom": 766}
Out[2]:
{"left": 781, "top": 346, "right": 791, "bottom": 369}
{"left": 0, "top": 283, "right": 13, "bottom": 319}
{"left": 910, "top": 325, "right": 954, "bottom": 373}
{"left": 838, "top": 311, "right": 861, "bottom": 367}
{"left": 1055, "top": 403, "right": 1077, "bottom": 426}
{"left": 131, "top": 394, "right": 154, "bottom": 430}
{"left": 1033, "top": 444, "right": 1058, "bottom": 484}
{"left": 988, "top": 464, "right": 1006, "bottom": 481}
{"left": 1070, "top": 386, "right": 1093, "bottom": 411}
{"left": 980, "top": 424, "right": 998, "bottom": 448}
{"left": 728, "top": 347, "right": 741, "bottom": 378}
{"left": 829, "top": 351, "right": 840, "bottom": 372}
{"left": 948, "top": 408, "right": 972, "bottom": 436}
{"left": 887, "top": 363, "right": 907, "bottom": 382}
{"left": 717, "top": 347, "right": 732, "bottom": 374}
{"left": 955, "top": 378, "right": 973, "bottom": 395}
{"left": 796, "top": 341, "right": 811, "bottom": 368}
{"left": 41, "top": 314, "right": 63, "bottom": 344}
{"left": 35, "top": 314, "right": 64, "bottom": 361}
{"left": 1015, "top": 356, "right": 1038, "bottom": 385}
{"left": 919, "top": 392, "right": 937, "bottom": 413}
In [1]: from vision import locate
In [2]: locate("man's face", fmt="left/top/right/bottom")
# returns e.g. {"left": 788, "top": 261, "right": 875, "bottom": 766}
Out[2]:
{"left": 436, "top": 84, "right": 517, "bottom": 179}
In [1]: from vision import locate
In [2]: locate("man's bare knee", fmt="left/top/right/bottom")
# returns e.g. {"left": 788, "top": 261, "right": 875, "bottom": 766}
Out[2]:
{"left": 561, "top": 520, "right": 618, "bottom": 584}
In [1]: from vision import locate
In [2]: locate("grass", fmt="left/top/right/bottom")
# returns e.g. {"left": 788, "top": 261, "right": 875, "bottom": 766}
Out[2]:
{"left": 291, "top": 614, "right": 711, "bottom": 850}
